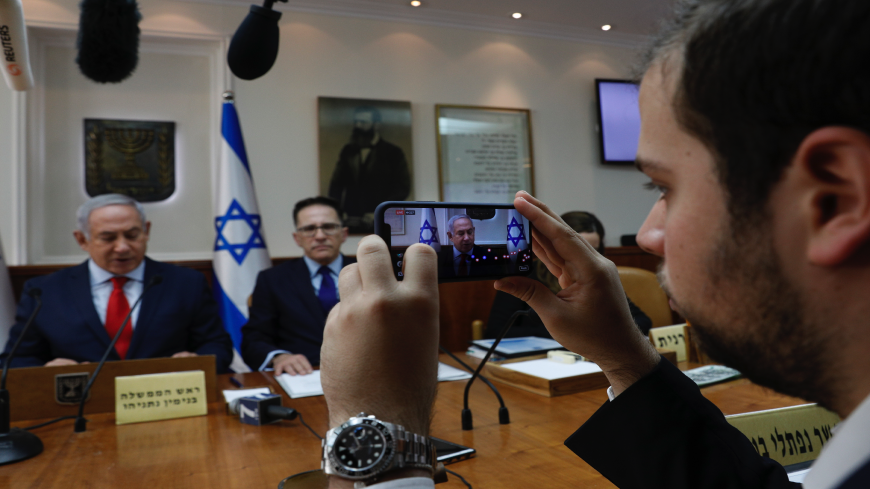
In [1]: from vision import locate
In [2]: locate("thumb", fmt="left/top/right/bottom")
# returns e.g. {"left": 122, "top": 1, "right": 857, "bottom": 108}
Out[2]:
{"left": 495, "top": 276, "right": 561, "bottom": 314}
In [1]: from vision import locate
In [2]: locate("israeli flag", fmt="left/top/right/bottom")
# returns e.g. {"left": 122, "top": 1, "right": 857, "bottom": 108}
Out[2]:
{"left": 418, "top": 208, "right": 441, "bottom": 252}
{"left": 213, "top": 92, "right": 271, "bottom": 372}
{"left": 506, "top": 209, "right": 528, "bottom": 265}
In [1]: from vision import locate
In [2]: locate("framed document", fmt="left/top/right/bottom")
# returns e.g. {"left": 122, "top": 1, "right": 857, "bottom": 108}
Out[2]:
{"left": 435, "top": 105, "right": 534, "bottom": 203}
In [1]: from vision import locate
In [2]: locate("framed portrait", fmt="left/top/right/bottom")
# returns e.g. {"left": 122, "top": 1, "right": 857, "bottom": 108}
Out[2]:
{"left": 435, "top": 105, "right": 534, "bottom": 203}
{"left": 318, "top": 96, "right": 414, "bottom": 234}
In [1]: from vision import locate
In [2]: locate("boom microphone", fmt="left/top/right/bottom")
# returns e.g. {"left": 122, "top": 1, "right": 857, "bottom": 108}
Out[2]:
{"left": 227, "top": 0, "right": 286, "bottom": 80}
{"left": 0, "top": 0, "right": 34, "bottom": 91}
{"left": 74, "top": 275, "right": 162, "bottom": 433}
{"left": 76, "top": 0, "right": 141, "bottom": 84}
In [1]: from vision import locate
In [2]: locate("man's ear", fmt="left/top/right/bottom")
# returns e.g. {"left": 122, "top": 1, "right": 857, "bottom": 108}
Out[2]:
{"left": 797, "top": 127, "right": 870, "bottom": 265}
{"left": 73, "top": 230, "right": 89, "bottom": 251}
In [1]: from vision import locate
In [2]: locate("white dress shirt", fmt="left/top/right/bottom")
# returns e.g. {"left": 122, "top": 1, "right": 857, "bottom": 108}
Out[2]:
{"left": 359, "top": 133, "right": 380, "bottom": 166}
{"left": 89, "top": 259, "right": 146, "bottom": 329}
{"left": 258, "top": 255, "right": 343, "bottom": 371}
{"left": 804, "top": 392, "right": 870, "bottom": 488}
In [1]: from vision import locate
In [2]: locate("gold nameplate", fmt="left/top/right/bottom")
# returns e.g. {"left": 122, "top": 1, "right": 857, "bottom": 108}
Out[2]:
{"left": 115, "top": 371, "right": 208, "bottom": 425}
{"left": 726, "top": 403, "right": 841, "bottom": 466}
{"left": 648, "top": 323, "right": 688, "bottom": 362}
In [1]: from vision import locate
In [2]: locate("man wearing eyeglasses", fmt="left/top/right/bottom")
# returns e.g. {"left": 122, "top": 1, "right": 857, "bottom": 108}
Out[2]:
{"left": 240, "top": 197, "right": 354, "bottom": 375}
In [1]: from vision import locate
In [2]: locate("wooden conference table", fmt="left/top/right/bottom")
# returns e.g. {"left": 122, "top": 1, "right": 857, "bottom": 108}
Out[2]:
{"left": 3, "top": 355, "right": 806, "bottom": 489}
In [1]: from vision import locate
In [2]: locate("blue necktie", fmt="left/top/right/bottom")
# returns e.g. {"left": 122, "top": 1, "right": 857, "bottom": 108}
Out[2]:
{"left": 318, "top": 266, "right": 339, "bottom": 313}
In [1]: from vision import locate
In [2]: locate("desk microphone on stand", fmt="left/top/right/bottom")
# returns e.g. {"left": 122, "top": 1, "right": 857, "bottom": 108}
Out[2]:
{"left": 74, "top": 275, "right": 162, "bottom": 433}
{"left": 461, "top": 309, "right": 530, "bottom": 430}
{"left": 440, "top": 345, "right": 510, "bottom": 423}
{"left": 0, "top": 287, "right": 43, "bottom": 465}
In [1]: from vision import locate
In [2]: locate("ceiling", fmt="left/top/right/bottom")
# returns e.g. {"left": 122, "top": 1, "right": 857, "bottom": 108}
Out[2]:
{"left": 210, "top": 0, "right": 677, "bottom": 46}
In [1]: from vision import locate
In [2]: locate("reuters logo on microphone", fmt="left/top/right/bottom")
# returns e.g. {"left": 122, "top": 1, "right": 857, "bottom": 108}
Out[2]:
{"left": 7, "top": 64, "right": 21, "bottom": 76}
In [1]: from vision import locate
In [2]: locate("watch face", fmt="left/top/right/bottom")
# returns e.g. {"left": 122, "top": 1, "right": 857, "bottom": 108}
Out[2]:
{"left": 330, "top": 419, "right": 395, "bottom": 478}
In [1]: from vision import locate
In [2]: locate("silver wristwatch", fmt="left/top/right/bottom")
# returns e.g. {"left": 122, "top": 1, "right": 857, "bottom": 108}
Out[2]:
{"left": 322, "top": 413, "right": 436, "bottom": 487}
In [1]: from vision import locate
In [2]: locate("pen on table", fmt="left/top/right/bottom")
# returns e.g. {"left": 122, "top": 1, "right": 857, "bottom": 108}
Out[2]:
{"left": 229, "top": 377, "right": 243, "bottom": 388}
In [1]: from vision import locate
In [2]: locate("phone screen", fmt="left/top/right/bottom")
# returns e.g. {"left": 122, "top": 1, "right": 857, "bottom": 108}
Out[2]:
{"left": 375, "top": 202, "right": 534, "bottom": 282}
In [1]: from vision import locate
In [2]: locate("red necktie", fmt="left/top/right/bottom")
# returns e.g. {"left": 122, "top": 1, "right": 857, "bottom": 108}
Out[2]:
{"left": 458, "top": 254, "right": 469, "bottom": 277}
{"left": 105, "top": 277, "right": 132, "bottom": 359}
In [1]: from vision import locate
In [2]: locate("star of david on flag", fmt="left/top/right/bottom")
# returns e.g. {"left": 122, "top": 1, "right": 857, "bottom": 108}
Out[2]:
{"left": 212, "top": 93, "right": 271, "bottom": 371}
{"left": 214, "top": 199, "right": 267, "bottom": 265}
{"left": 507, "top": 217, "right": 526, "bottom": 247}
{"left": 418, "top": 208, "right": 441, "bottom": 252}
{"left": 506, "top": 209, "right": 528, "bottom": 264}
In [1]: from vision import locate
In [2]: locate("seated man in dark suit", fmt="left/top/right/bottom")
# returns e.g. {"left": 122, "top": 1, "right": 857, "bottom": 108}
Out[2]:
{"left": 241, "top": 197, "right": 355, "bottom": 375}
{"left": 1, "top": 194, "right": 233, "bottom": 373}
{"left": 439, "top": 214, "right": 506, "bottom": 279}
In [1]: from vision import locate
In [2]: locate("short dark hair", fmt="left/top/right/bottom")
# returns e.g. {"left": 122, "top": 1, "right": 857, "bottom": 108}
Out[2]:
{"left": 642, "top": 0, "right": 870, "bottom": 220}
{"left": 293, "top": 196, "right": 343, "bottom": 227}
{"left": 354, "top": 106, "right": 382, "bottom": 123}
{"left": 561, "top": 211, "right": 605, "bottom": 254}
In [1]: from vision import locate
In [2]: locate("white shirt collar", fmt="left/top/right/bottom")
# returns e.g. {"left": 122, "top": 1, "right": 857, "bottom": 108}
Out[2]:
{"left": 302, "top": 254, "right": 343, "bottom": 279}
{"left": 804, "top": 392, "right": 870, "bottom": 489}
{"left": 88, "top": 258, "right": 146, "bottom": 286}
{"left": 453, "top": 246, "right": 474, "bottom": 259}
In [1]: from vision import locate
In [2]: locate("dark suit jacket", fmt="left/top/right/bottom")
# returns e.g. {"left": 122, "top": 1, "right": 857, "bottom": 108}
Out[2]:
{"left": 327, "top": 138, "right": 411, "bottom": 232}
{"left": 240, "top": 255, "right": 355, "bottom": 370}
{"left": 566, "top": 357, "right": 800, "bottom": 488}
{"left": 1, "top": 258, "right": 233, "bottom": 373}
{"left": 439, "top": 245, "right": 508, "bottom": 280}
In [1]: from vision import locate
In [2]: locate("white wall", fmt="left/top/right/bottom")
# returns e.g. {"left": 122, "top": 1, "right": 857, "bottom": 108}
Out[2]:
{"left": 2, "top": 0, "right": 657, "bottom": 264}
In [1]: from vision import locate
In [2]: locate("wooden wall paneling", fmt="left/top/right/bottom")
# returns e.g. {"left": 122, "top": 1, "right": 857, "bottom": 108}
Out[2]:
{"left": 438, "top": 280, "right": 498, "bottom": 352}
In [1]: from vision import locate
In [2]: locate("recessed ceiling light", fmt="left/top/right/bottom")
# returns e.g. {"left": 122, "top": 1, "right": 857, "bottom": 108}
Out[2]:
{"left": 601, "top": 24, "right": 612, "bottom": 31}
{"left": 512, "top": 12, "right": 523, "bottom": 19}
{"left": 410, "top": 1, "right": 421, "bottom": 6}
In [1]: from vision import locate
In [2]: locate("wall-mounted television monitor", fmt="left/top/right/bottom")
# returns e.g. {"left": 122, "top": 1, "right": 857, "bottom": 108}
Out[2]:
{"left": 595, "top": 79, "right": 641, "bottom": 165}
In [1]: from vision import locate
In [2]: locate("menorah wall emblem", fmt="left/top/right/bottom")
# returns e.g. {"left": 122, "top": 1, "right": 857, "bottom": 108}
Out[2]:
{"left": 104, "top": 128, "right": 154, "bottom": 180}
{"left": 84, "top": 119, "right": 176, "bottom": 202}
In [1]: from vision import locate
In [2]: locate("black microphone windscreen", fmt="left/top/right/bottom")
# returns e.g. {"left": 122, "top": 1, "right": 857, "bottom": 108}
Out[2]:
{"left": 149, "top": 275, "right": 163, "bottom": 286}
{"left": 76, "top": 0, "right": 141, "bottom": 84}
{"left": 227, "top": 5, "right": 282, "bottom": 81}
{"left": 28, "top": 287, "right": 42, "bottom": 298}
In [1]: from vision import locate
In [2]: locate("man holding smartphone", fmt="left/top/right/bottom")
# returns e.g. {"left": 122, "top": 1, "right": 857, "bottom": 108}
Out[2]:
{"left": 319, "top": 0, "right": 870, "bottom": 487}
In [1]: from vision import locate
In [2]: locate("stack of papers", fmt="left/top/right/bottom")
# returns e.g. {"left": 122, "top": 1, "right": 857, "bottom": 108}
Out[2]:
{"left": 501, "top": 358, "right": 602, "bottom": 380}
{"left": 276, "top": 370, "right": 325, "bottom": 399}
{"left": 275, "top": 363, "right": 473, "bottom": 399}
{"left": 437, "top": 362, "right": 473, "bottom": 381}
{"left": 222, "top": 387, "right": 272, "bottom": 404}
{"left": 471, "top": 337, "right": 565, "bottom": 358}
{"left": 683, "top": 365, "right": 741, "bottom": 387}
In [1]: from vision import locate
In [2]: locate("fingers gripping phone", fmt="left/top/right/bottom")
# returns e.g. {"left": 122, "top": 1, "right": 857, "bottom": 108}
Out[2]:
{"left": 374, "top": 201, "right": 535, "bottom": 283}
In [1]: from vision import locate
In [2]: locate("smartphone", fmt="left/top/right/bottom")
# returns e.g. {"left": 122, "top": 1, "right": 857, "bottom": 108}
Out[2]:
{"left": 374, "top": 201, "right": 534, "bottom": 283}
{"left": 431, "top": 436, "right": 476, "bottom": 465}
